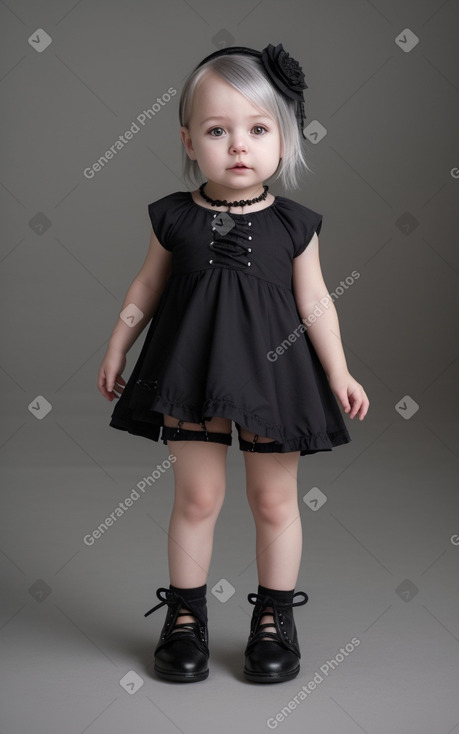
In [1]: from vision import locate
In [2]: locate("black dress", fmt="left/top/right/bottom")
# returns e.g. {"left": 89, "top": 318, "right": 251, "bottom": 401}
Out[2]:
{"left": 109, "top": 191, "right": 352, "bottom": 456}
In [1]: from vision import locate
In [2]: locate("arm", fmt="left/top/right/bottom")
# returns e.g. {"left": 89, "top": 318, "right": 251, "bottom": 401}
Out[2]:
{"left": 97, "top": 229, "right": 172, "bottom": 401}
{"left": 108, "top": 230, "right": 172, "bottom": 355}
{"left": 292, "top": 233, "right": 369, "bottom": 420}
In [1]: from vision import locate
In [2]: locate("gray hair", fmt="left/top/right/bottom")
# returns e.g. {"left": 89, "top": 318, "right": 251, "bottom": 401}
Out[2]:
{"left": 179, "top": 54, "right": 313, "bottom": 190}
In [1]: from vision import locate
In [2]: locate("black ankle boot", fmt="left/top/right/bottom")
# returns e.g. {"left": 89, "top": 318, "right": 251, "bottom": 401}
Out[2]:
{"left": 243, "top": 585, "right": 308, "bottom": 683}
{"left": 144, "top": 584, "right": 209, "bottom": 682}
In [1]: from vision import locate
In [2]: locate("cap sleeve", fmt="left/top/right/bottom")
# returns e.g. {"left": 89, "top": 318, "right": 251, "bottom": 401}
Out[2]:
{"left": 293, "top": 207, "right": 323, "bottom": 258}
{"left": 148, "top": 197, "right": 173, "bottom": 251}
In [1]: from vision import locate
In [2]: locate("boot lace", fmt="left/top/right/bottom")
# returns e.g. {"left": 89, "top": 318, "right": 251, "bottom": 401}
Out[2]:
{"left": 247, "top": 590, "right": 308, "bottom": 647}
{"left": 144, "top": 587, "right": 207, "bottom": 644}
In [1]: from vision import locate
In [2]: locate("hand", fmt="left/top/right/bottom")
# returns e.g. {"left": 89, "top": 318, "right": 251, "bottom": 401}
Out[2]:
{"left": 97, "top": 347, "right": 127, "bottom": 401}
{"left": 327, "top": 371, "right": 369, "bottom": 421}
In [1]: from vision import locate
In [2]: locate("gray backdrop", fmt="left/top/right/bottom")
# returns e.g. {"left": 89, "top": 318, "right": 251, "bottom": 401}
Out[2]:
{"left": 1, "top": 1, "right": 458, "bottom": 733}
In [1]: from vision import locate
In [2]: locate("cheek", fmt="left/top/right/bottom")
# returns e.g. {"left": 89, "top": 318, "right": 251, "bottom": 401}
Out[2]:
{"left": 198, "top": 147, "right": 214, "bottom": 163}
{"left": 197, "top": 139, "right": 214, "bottom": 153}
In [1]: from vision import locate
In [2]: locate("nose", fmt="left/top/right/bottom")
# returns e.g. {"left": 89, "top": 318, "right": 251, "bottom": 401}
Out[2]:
{"left": 229, "top": 133, "right": 248, "bottom": 154}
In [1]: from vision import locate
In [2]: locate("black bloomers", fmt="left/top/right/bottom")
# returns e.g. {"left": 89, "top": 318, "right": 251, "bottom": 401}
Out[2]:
{"left": 161, "top": 418, "right": 285, "bottom": 453}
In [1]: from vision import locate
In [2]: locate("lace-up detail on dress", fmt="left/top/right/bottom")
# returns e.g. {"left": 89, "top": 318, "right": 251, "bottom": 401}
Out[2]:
{"left": 209, "top": 213, "right": 253, "bottom": 270}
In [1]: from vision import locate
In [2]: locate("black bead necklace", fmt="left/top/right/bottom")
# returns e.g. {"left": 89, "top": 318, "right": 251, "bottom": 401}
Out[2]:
{"left": 199, "top": 182, "right": 269, "bottom": 208}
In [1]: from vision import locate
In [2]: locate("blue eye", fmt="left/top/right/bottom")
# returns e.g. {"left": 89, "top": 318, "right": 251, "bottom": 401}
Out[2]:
{"left": 209, "top": 127, "right": 224, "bottom": 137}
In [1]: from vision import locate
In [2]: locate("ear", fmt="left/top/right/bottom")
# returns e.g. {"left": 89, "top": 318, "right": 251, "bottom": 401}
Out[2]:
{"left": 180, "top": 126, "right": 196, "bottom": 160}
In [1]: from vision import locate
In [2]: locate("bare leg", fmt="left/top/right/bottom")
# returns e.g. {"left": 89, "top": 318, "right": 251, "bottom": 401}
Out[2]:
{"left": 164, "top": 414, "right": 231, "bottom": 628}
{"left": 242, "top": 438, "right": 302, "bottom": 637}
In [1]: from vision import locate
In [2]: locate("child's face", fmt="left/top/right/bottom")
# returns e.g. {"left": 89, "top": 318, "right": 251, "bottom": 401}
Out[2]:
{"left": 181, "top": 72, "right": 283, "bottom": 192}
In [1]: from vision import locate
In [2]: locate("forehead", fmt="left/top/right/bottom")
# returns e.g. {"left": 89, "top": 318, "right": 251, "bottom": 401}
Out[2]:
{"left": 190, "top": 71, "right": 273, "bottom": 120}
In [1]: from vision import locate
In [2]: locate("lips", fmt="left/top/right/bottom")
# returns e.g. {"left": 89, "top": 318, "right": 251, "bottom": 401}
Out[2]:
{"left": 231, "top": 164, "right": 249, "bottom": 169}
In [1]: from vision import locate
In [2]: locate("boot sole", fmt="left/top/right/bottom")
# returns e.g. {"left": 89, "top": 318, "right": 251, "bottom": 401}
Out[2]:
{"left": 243, "top": 664, "right": 300, "bottom": 683}
{"left": 154, "top": 664, "right": 209, "bottom": 682}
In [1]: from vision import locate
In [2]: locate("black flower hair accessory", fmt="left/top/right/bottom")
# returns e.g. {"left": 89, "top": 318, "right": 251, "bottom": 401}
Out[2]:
{"left": 195, "top": 42, "right": 309, "bottom": 139}
{"left": 261, "top": 43, "right": 308, "bottom": 138}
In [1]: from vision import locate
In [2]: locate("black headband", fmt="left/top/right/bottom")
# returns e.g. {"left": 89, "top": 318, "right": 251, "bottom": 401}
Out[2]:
{"left": 195, "top": 43, "right": 308, "bottom": 139}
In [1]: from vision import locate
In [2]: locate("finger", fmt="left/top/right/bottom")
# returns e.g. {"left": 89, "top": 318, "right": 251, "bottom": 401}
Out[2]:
{"left": 99, "top": 384, "right": 114, "bottom": 401}
{"left": 99, "top": 370, "right": 123, "bottom": 401}
{"left": 352, "top": 391, "right": 367, "bottom": 419}
{"left": 358, "top": 396, "right": 370, "bottom": 420}
{"left": 106, "top": 372, "right": 118, "bottom": 392}
{"left": 97, "top": 370, "right": 105, "bottom": 392}
{"left": 347, "top": 391, "right": 360, "bottom": 418}
{"left": 339, "top": 389, "right": 351, "bottom": 413}
{"left": 349, "top": 400, "right": 361, "bottom": 419}
{"left": 97, "top": 372, "right": 110, "bottom": 400}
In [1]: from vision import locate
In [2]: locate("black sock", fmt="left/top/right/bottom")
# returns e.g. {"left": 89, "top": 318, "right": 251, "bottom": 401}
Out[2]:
{"left": 257, "top": 585, "right": 294, "bottom": 602}
{"left": 169, "top": 583, "right": 207, "bottom": 601}
{"left": 169, "top": 583, "right": 207, "bottom": 625}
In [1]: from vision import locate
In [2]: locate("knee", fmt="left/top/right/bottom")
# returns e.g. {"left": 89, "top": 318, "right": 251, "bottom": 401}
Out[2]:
{"left": 175, "top": 484, "right": 223, "bottom": 522}
{"left": 248, "top": 487, "right": 295, "bottom": 526}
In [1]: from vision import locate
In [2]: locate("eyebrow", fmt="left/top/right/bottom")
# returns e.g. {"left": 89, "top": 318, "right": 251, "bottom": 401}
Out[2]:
{"left": 199, "top": 114, "right": 272, "bottom": 126}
